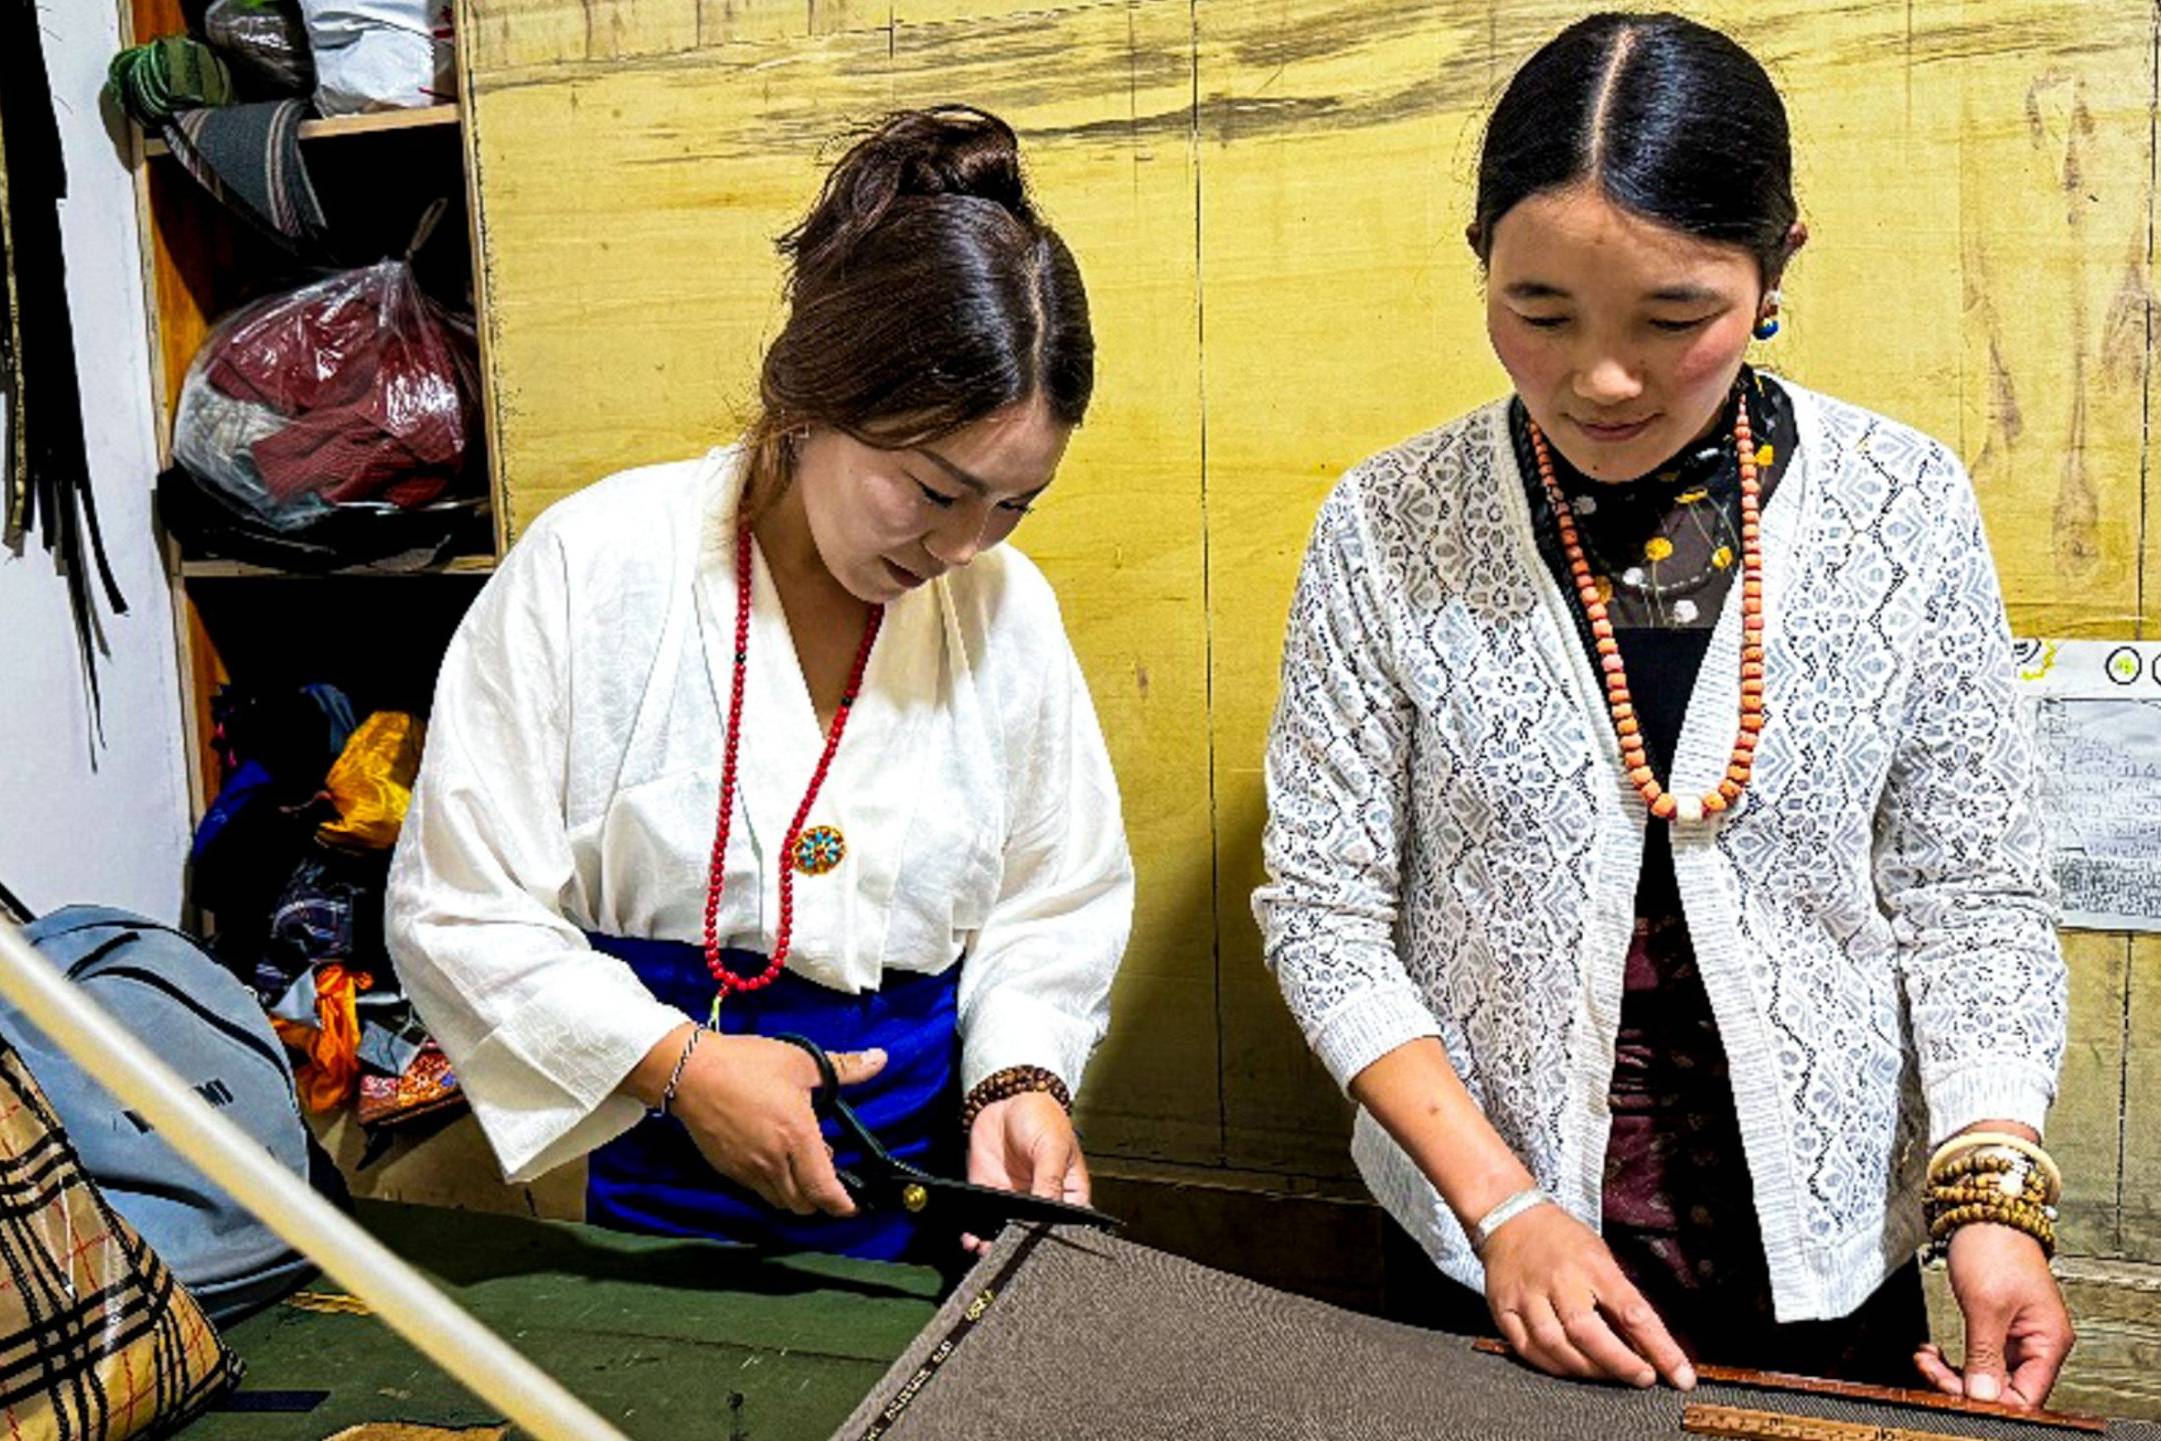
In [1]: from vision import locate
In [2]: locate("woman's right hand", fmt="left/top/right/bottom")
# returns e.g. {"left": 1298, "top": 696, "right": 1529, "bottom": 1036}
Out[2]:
{"left": 657, "top": 1029, "right": 888, "bottom": 1216}
{"left": 1345, "top": 1039, "right": 1694, "bottom": 1391}
{"left": 1480, "top": 1202, "right": 1696, "bottom": 1390}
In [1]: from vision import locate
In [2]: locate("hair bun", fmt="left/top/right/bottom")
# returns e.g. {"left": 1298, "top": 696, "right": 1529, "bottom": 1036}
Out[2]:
{"left": 881, "top": 106, "right": 1030, "bottom": 213}
{"left": 782, "top": 106, "right": 1035, "bottom": 281}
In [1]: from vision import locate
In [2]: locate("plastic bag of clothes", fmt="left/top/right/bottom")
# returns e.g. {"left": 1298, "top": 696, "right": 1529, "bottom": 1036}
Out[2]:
{"left": 204, "top": 0, "right": 315, "bottom": 97}
{"left": 172, "top": 258, "right": 480, "bottom": 534}
{"left": 298, "top": 0, "right": 454, "bottom": 115}
{"left": 156, "top": 461, "right": 491, "bottom": 570}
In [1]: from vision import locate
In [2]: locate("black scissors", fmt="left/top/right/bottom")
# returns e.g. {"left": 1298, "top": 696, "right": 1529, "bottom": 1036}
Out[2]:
{"left": 772, "top": 1033, "right": 1121, "bottom": 1237}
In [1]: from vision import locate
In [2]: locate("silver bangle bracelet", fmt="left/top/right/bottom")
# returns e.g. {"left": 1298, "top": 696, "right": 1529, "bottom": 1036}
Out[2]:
{"left": 1471, "top": 1185, "right": 1553, "bottom": 1254}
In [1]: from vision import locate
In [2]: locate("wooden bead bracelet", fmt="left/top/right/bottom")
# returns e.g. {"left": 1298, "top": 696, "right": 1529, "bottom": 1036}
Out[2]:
{"left": 960, "top": 1065, "right": 1072, "bottom": 1132}
{"left": 1923, "top": 1135, "right": 2062, "bottom": 1260}
{"left": 1926, "top": 1200, "right": 2057, "bottom": 1259}
{"left": 1927, "top": 1131, "right": 2062, "bottom": 1202}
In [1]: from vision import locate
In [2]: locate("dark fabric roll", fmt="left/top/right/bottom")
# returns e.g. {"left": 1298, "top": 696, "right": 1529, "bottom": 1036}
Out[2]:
{"left": 163, "top": 98, "right": 328, "bottom": 250}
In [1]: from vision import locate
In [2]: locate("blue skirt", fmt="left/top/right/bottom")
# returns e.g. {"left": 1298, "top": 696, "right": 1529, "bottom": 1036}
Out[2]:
{"left": 585, "top": 934, "right": 962, "bottom": 1263}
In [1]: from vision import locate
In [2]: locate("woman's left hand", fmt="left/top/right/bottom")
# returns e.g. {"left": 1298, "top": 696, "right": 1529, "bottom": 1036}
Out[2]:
{"left": 961, "top": 1093, "right": 1089, "bottom": 1255}
{"left": 1914, "top": 1223, "right": 2074, "bottom": 1409}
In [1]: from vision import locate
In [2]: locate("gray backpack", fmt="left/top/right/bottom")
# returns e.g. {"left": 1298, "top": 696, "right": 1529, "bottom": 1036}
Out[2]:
{"left": 4, "top": 905, "right": 319, "bottom": 1323}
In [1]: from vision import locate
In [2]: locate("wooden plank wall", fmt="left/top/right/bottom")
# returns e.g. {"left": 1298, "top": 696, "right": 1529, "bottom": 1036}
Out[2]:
{"left": 458, "top": 0, "right": 2160, "bottom": 1404}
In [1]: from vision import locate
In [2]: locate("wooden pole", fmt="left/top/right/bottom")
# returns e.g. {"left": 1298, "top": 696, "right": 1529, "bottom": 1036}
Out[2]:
{"left": 0, "top": 917, "right": 631, "bottom": 1441}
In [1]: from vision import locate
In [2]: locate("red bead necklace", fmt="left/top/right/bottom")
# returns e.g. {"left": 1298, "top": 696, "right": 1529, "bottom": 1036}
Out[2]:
{"left": 1526, "top": 396, "right": 1765, "bottom": 823}
{"left": 701, "top": 521, "right": 884, "bottom": 1018}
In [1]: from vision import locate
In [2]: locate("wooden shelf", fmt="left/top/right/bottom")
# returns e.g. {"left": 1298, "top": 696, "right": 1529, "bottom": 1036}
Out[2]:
{"left": 178, "top": 554, "right": 495, "bottom": 579}
{"left": 129, "top": 0, "right": 495, "bottom": 824}
{"left": 141, "top": 104, "right": 460, "bottom": 158}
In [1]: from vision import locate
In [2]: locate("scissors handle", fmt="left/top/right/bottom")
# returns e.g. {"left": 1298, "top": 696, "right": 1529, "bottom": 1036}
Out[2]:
{"left": 773, "top": 1031, "right": 841, "bottom": 1105}
{"left": 766, "top": 1033, "right": 1121, "bottom": 1233}
{"left": 769, "top": 1032, "right": 904, "bottom": 1170}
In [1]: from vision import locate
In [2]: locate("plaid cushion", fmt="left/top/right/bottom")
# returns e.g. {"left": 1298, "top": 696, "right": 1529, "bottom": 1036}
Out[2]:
{"left": 0, "top": 1038, "right": 239, "bottom": 1437}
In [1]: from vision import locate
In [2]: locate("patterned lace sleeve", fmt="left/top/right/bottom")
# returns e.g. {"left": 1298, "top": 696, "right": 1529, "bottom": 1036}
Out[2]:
{"left": 1872, "top": 451, "right": 2067, "bottom": 1144}
{"left": 1253, "top": 478, "right": 1442, "bottom": 1091}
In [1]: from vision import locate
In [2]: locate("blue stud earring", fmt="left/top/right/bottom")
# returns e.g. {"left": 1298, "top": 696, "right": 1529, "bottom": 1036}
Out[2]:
{"left": 1752, "top": 289, "right": 1783, "bottom": 341}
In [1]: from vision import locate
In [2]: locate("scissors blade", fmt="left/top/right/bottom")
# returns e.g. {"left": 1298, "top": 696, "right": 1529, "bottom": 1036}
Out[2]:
{"left": 907, "top": 1176, "right": 1121, "bottom": 1233}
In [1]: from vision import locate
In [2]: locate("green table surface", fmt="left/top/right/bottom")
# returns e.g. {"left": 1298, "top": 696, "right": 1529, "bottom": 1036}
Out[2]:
{"left": 184, "top": 1200, "right": 941, "bottom": 1440}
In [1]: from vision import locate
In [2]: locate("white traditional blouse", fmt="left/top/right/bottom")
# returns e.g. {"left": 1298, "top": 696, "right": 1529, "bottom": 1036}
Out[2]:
{"left": 1255, "top": 382, "right": 2066, "bottom": 1322}
{"left": 386, "top": 448, "right": 1133, "bottom": 1183}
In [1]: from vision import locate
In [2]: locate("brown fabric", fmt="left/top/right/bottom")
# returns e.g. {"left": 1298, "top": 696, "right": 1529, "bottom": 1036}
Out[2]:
{"left": 1602, "top": 913, "right": 1931, "bottom": 1384}
{"left": 836, "top": 1226, "right": 2156, "bottom": 1441}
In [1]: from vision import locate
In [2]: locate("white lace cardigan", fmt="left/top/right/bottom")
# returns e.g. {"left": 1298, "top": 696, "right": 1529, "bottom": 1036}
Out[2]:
{"left": 1254, "top": 381, "right": 2065, "bottom": 1322}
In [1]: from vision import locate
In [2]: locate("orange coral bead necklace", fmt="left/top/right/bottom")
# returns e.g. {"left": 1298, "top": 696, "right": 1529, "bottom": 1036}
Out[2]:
{"left": 1526, "top": 397, "right": 1764, "bottom": 823}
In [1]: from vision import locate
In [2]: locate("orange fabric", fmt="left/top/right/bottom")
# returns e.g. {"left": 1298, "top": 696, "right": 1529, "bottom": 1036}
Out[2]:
{"left": 273, "top": 964, "right": 373, "bottom": 1112}
{"left": 317, "top": 711, "right": 425, "bottom": 850}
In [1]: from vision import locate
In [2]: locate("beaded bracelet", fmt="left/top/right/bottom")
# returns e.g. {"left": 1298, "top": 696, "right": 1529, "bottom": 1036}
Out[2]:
{"left": 1928, "top": 1131, "right": 2062, "bottom": 1203}
{"left": 960, "top": 1065, "right": 1072, "bottom": 1132}
{"left": 1928, "top": 1159, "right": 2054, "bottom": 1203}
{"left": 1922, "top": 1139, "right": 2060, "bottom": 1260}
{"left": 1926, "top": 1200, "right": 2057, "bottom": 1259}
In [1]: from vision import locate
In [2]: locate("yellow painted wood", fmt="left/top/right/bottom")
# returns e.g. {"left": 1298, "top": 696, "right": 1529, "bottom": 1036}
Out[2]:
{"left": 890, "top": 0, "right": 1107, "bottom": 29}
{"left": 462, "top": 0, "right": 1079, "bottom": 76}
{"left": 458, "top": 0, "right": 590, "bottom": 73}
{"left": 461, "top": 0, "right": 837, "bottom": 71}
{"left": 468, "top": 35, "right": 892, "bottom": 534}
{"left": 1196, "top": 0, "right": 1537, "bottom": 1174}
{"left": 1691, "top": 0, "right": 2151, "bottom": 644}
{"left": 2056, "top": 932, "right": 2130, "bottom": 1257}
{"left": 1934, "top": 0, "right": 2150, "bottom": 640}
{"left": 886, "top": 0, "right": 1221, "bottom": 1161}
{"left": 2125, "top": 934, "right": 2161, "bottom": 1261}
{"left": 2149, "top": 291, "right": 2160, "bottom": 645}
{"left": 464, "top": 0, "right": 2160, "bottom": 1242}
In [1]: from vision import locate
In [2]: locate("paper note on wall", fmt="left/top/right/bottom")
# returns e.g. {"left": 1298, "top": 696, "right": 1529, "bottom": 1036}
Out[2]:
{"left": 2014, "top": 639, "right": 2161, "bottom": 931}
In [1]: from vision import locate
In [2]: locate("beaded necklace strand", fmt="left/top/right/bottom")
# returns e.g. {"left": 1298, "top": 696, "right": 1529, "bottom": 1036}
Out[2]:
{"left": 700, "top": 521, "right": 884, "bottom": 1023}
{"left": 1526, "top": 395, "right": 1764, "bottom": 823}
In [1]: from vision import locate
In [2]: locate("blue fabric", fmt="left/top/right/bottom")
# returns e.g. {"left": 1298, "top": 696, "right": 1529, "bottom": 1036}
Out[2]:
{"left": 190, "top": 758, "right": 274, "bottom": 861}
{"left": 586, "top": 935, "right": 962, "bottom": 1263}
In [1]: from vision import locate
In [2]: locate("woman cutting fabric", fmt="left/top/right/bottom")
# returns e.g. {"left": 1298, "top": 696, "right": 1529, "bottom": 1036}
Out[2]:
{"left": 1257, "top": 13, "right": 2071, "bottom": 1409}
{"left": 386, "top": 106, "right": 1132, "bottom": 1265}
